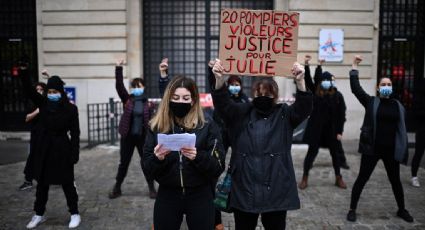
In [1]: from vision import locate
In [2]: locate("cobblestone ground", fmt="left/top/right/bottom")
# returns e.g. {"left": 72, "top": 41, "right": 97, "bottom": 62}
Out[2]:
{"left": 0, "top": 141, "right": 424, "bottom": 230}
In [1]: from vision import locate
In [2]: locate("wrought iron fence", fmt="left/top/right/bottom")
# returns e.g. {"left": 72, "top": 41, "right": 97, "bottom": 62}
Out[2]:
{"left": 87, "top": 98, "right": 123, "bottom": 148}
{"left": 87, "top": 98, "right": 161, "bottom": 148}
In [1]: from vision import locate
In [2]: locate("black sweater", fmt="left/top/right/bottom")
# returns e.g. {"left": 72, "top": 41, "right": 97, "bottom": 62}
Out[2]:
{"left": 375, "top": 98, "right": 399, "bottom": 153}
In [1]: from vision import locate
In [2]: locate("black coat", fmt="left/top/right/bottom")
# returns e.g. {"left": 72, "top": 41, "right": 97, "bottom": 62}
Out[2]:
{"left": 350, "top": 70, "right": 408, "bottom": 162}
{"left": 21, "top": 69, "right": 80, "bottom": 185}
{"left": 143, "top": 120, "right": 225, "bottom": 190}
{"left": 211, "top": 86, "right": 312, "bottom": 213}
{"left": 303, "top": 65, "right": 346, "bottom": 147}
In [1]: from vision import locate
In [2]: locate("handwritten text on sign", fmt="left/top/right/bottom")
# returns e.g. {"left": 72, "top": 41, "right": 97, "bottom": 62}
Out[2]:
{"left": 219, "top": 9, "right": 299, "bottom": 77}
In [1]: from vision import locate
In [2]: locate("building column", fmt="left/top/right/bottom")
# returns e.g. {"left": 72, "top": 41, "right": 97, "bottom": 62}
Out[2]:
{"left": 274, "top": 0, "right": 296, "bottom": 101}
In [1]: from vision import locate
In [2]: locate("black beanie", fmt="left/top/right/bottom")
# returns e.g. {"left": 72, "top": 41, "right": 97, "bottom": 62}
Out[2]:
{"left": 47, "top": 75, "right": 65, "bottom": 92}
{"left": 321, "top": 71, "right": 333, "bottom": 81}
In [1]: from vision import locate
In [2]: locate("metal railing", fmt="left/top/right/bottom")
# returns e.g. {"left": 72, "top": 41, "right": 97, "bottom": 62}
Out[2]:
{"left": 87, "top": 98, "right": 123, "bottom": 148}
{"left": 87, "top": 98, "right": 161, "bottom": 148}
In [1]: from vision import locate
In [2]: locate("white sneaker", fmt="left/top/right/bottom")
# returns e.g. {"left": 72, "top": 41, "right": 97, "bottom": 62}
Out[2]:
{"left": 68, "top": 214, "right": 81, "bottom": 229}
{"left": 26, "top": 215, "right": 46, "bottom": 229}
{"left": 412, "top": 177, "right": 420, "bottom": 187}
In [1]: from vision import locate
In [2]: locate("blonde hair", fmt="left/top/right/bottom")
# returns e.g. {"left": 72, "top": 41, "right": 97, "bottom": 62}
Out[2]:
{"left": 150, "top": 75, "right": 205, "bottom": 133}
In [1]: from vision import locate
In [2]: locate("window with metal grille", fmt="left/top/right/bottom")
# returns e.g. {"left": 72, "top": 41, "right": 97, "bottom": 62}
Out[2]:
{"left": 0, "top": 0, "right": 38, "bottom": 131}
{"left": 143, "top": 0, "right": 273, "bottom": 98}
{"left": 378, "top": 0, "right": 424, "bottom": 131}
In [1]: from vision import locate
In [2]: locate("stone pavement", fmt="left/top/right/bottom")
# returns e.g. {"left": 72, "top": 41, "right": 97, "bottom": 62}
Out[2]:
{"left": 0, "top": 141, "right": 424, "bottom": 230}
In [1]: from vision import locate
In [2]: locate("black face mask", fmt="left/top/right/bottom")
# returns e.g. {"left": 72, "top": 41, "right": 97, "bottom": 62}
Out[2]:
{"left": 169, "top": 101, "right": 192, "bottom": 118}
{"left": 252, "top": 96, "right": 274, "bottom": 114}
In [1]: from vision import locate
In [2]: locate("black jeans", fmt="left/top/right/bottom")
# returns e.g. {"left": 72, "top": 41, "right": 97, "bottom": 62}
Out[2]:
{"left": 412, "top": 122, "right": 425, "bottom": 177}
{"left": 336, "top": 140, "right": 347, "bottom": 165}
{"left": 153, "top": 185, "right": 214, "bottom": 230}
{"left": 303, "top": 140, "right": 341, "bottom": 177}
{"left": 350, "top": 153, "right": 405, "bottom": 210}
{"left": 115, "top": 134, "right": 152, "bottom": 186}
{"left": 233, "top": 209, "right": 287, "bottom": 230}
{"left": 34, "top": 182, "right": 79, "bottom": 215}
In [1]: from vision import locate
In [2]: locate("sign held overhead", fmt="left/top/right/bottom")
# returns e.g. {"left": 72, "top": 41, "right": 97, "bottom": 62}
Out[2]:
{"left": 219, "top": 9, "right": 299, "bottom": 77}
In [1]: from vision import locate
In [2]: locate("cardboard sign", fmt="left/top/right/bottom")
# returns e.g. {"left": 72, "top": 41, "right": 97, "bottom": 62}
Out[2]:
{"left": 219, "top": 9, "right": 299, "bottom": 77}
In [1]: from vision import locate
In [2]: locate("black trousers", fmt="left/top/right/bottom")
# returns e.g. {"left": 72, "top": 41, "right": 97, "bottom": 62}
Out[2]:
{"left": 233, "top": 209, "right": 287, "bottom": 230}
{"left": 115, "top": 134, "right": 152, "bottom": 186}
{"left": 336, "top": 140, "right": 347, "bottom": 165}
{"left": 350, "top": 153, "right": 405, "bottom": 210}
{"left": 153, "top": 185, "right": 214, "bottom": 230}
{"left": 303, "top": 140, "right": 341, "bottom": 177}
{"left": 412, "top": 122, "right": 425, "bottom": 177}
{"left": 34, "top": 182, "right": 79, "bottom": 215}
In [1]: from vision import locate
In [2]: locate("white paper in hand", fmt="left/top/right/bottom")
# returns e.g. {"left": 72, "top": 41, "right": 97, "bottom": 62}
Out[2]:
{"left": 157, "top": 133, "right": 196, "bottom": 151}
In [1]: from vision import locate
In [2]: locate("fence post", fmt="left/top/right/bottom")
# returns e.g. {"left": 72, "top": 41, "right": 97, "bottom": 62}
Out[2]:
{"left": 109, "top": 97, "right": 115, "bottom": 145}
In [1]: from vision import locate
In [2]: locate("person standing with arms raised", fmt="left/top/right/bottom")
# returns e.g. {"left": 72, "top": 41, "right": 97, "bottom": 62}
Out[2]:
{"left": 346, "top": 55, "right": 413, "bottom": 223}
{"left": 109, "top": 59, "right": 157, "bottom": 199}
{"left": 211, "top": 60, "right": 312, "bottom": 230}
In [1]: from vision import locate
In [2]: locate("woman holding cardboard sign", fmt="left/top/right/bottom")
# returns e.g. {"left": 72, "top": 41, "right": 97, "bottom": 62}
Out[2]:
{"left": 211, "top": 60, "right": 312, "bottom": 230}
{"left": 143, "top": 74, "right": 225, "bottom": 230}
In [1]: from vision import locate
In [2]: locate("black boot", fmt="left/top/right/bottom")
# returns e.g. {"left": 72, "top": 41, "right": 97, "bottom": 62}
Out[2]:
{"left": 148, "top": 181, "right": 157, "bottom": 199}
{"left": 397, "top": 209, "right": 413, "bottom": 222}
{"left": 347, "top": 209, "right": 356, "bottom": 222}
{"left": 108, "top": 184, "right": 122, "bottom": 199}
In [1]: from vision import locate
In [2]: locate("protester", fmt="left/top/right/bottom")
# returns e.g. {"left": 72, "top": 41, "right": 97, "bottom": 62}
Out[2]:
{"left": 19, "top": 81, "right": 46, "bottom": 191}
{"left": 211, "top": 60, "right": 312, "bottom": 230}
{"left": 109, "top": 59, "right": 157, "bottom": 199}
{"left": 299, "top": 55, "right": 347, "bottom": 190}
{"left": 411, "top": 78, "right": 425, "bottom": 187}
{"left": 19, "top": 64, "right": 81, "bottom": 229}
{"left": 207, "top": 60, "right": 250, "bottom": 230}
{"left": 143, "top": 73, "right": 225, "bottom": 230}
{"left": 157, "top": 59, "right": 231, "bottom": 230}
{"left": 346, "top": 55, "right": 413, "bottom": 223}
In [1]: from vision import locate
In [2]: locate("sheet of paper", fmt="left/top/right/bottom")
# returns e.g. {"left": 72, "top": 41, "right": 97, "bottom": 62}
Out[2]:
{"left": 157, "top": 133, "right": 196, "bottom": 151}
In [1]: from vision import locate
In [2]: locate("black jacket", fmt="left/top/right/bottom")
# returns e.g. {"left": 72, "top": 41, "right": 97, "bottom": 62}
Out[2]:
{"left": 21, "top": 69, "right": 80, "bottom": 185}
{"left": 303, "top": 65, "right": 346, "bottom": 147}
{"left": 211, "top": 86, "right": 312, "bottom": 213}
{"left": 350, "top": 70, "right": 408, "bottom": 162}
{"left": 143, "top": 121, "right": 225, "bottom": 190}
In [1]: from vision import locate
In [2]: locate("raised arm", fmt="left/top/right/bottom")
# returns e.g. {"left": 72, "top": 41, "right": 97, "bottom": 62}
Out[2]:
{"left": 288, "top": 63, "right": 313, "bottom": 127}
{"left": 115, "top": 59, "right": 130, "bottom": 103}
{"left": 19, "top": 65, "right": 45, "bottom": 107}
{"left": 210, "top": 59, "right": 250, "bottom": 124}
{"left": 207, "top": 60, "right": 216, "bottom": 93}
{"left": 158, "top": 58, "right": 169, "bottom": 97}
{"left": 349, "top": 56, "right": 371, "bottom": 107}
{"left": 313, "top": 59, "right": 325, "bottom": 88}
{"left": 304, "top": 55, "right": 315, "bottom": 92}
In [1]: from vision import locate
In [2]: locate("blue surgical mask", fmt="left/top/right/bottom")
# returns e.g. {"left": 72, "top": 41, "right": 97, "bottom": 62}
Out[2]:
{"left": 321, "top": 81, "right": 331, "bottom": 90}
{"left": 379, "top": 86, "right": 392, "bottom": 97}
{"left": 228, "top": 85, "right": 241, "bottom": 95}
{"left": 131, "top": 88, "right": 144, "bottom": 96}
{"left": 47, "top": 93, "right": 61, "bottom": 102}
{"left": 331, "top": 80, "right": 337, "bottom": 88}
